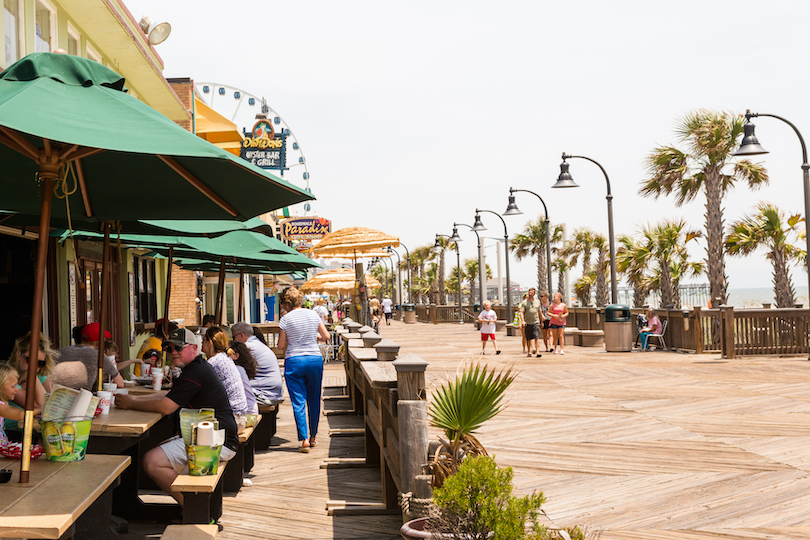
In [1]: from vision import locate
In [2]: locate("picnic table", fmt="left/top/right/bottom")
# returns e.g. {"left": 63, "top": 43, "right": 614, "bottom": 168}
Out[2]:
{"left": 0, "top": 454, "right": 130, "bottom": 539}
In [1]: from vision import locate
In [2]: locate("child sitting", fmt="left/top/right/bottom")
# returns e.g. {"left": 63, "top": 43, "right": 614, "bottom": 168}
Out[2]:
{"left": 0, "top": 365, "right": 41, "bottom": 445}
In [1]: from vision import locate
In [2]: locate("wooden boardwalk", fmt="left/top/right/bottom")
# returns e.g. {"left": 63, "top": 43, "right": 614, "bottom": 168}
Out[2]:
{"left": 206, "top": 318, "right": 810, "bottom": 539}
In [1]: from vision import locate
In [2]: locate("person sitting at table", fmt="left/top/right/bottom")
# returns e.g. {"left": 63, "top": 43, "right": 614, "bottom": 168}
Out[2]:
{"left": 0, "top": 365, "right": 41, "bottom": 445}
{"left": 53, "top": 323, "right": 124, "bottom": 391}
{"left": 231, "top": 321, "right": 283, "bottom": 402}
{"left": 202, "top": 326, "right": 248, "bottom": 433}
{"left": 639, "top": 308, "right": 663, "bottom": 351}
{"left": 114, "top": 328, "right": 238, "bottom": 509}
{"left": 133, "top": 318, "right": 178, "bottom": 377}
{"left": 229, "top": 340, "right": 259, "bottom": 427}
{"left": 4, "top": 333, "right": 54, "bottom": 442}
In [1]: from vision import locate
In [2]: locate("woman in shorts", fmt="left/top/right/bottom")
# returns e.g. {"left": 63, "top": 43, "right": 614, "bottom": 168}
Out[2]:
{"left": 539, "top": 291, "right": 552, "bottom": 352}
{"left": 548, "top": 292, "right": 569, "bottom": 355}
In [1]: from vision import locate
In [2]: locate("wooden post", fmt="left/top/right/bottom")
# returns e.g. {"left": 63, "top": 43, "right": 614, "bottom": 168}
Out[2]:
{"left": 397, "top": 401, "right": 429, "bottom": 495}
{"left": 721, "top": 305, "right": 735, "bottom": 359}
{"left": 237, "top": 269, "right": 244, "bottom": 323}
{"left": 163, "top": 245, "right": 174, "bottom": 341}
{"left": 97, "top": 222, "right": 111, "bottom": 391}
{"left": 429, "top": 304, "right": 437, "bottom": 325}
{"left": 694, "top": 306, "right": 704, "bottom": 354}
{"left": 393, "top": 353, "right": 429, "bottom": 400}
{"left": 215, "top": 257, "right": 226, "bottom": 324}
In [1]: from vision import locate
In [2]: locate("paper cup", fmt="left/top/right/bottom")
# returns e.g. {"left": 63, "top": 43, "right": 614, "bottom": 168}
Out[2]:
{"left": 96, "top": 391, "right": 113, "bottom": 414}
{"left": 114, "top": 388, "right": 129, "bottom": 395}
{"left": 152, "top": 372, "right": 162, "bottom": 391}
{"left": 102, "top": 383, "right": 117, "bottom": 393}
{"left": 142, "top": 364, "right": 151, "bottom": 377}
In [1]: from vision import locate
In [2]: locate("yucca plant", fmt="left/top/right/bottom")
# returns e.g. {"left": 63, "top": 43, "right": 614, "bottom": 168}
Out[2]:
{"left": 428, "top": 362, "right": 516, "bottom": 487}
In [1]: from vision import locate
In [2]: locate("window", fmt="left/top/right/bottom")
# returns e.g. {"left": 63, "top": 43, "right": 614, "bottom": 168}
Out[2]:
{"left": 204, "top": 281, "right": 236, "bottom": 325}
{"left": 133, "top": 256, "right": 158, "bottom": 323}
{"left": 35, "top": 0, "right": 55, "bottom": 53}
{"left": 86, "top": 41, "right": 101, "bottom": 63}
{"left": 66, "top": 22, "right": 79, "bottom": 56}
{"left": 4, "top": 0, "right": 22, "bottom": 66}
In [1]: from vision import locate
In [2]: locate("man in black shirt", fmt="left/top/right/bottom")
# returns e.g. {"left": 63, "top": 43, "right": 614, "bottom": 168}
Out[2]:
{"left": 115, "top": 328, "right": 238, "bottom": 507}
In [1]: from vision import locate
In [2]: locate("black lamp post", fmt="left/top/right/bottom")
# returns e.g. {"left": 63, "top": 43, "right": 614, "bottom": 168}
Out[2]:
{"left": 473, "top": 209, "right": 513, "bottom": 322}
{"left": 454, "top": 222, "right": 483, "bottom": 307}
{"left": 736, "top": 110, "right": 810, "bottom": 325}
{"left": 387, "top": 246, "right": 402, "bottom": 313}
{"left": 554, "top": 153, "right": 618, "bottom": 305}
{"left": 434, "top": 232, "right": 463, "bottom": 323}
{"left": 398, "top": 242, "right": 412, "bottom": 304}
{"left": 505, "top": 188, "right": 554, "bottom": 296}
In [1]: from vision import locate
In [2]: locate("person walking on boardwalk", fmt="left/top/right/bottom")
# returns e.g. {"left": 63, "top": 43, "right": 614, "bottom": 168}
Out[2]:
{"left": 549, "top": 292, "right": 569, "bottom": 354}
{"left": 278, "top": 287, "right": 330, "bottom": 453}
{"left": 381, "top": 295, "right": 393, "bottom": 325}
{"left": 539, "top": 291, "right": 552, "bottom": 352}
{"left": 519, "top": 288, "right": 543, "bottom": 358}
{"left": 477, "top": 300, "right": 501, "bottom": 355}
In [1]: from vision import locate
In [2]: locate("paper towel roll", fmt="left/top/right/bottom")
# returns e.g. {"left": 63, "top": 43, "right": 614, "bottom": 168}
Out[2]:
{"left": 195, "top": 421, "right": 216, "bottom": 446}
{"left": 66, "top": 389, "right": 94, "bottom": 420}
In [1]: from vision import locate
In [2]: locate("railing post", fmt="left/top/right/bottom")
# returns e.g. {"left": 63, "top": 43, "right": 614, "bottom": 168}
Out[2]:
{"left": 430, "top": 304, "right": 438, "bottom": 325}
{"left": 694, "top": 306, "right": 704, "bottom": 354}
{"left": 393, "top": 354, "right": 429, "bottom": 495}
{"left": 721, "top": 305, "right": 735, "bottom": 359}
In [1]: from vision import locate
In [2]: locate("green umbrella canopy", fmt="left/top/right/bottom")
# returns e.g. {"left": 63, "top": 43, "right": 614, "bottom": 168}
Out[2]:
{"left": 165, "top": 255, "right": 310, "bottom": 277}
{"left": 53, "top": 228, "right": 299, "bottom": 258}
{"left": 0, "top": 53, "right": 313, "bottom": 221}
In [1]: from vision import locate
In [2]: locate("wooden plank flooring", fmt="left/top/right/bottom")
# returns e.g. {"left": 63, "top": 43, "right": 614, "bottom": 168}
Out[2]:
{"left": 197, "top": 319, "right": 810, "bottom": 538}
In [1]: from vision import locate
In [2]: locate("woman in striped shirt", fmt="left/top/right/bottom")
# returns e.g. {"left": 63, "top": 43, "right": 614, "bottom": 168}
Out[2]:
{"left": 278, "top": 287, "right": 330, "bottom": 453}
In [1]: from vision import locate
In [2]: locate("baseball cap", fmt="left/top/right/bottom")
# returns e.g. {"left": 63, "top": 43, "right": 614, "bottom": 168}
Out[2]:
{"left": 164, "top": 328, "right": 197, "bottom": 349}
{"left": 80, "top": 322, "right": 111, "bottom": 342}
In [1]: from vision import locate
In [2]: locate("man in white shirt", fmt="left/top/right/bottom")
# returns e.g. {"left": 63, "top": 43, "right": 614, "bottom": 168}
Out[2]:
{"left": 381, "top": 295, "right": 393, "bottom": 325}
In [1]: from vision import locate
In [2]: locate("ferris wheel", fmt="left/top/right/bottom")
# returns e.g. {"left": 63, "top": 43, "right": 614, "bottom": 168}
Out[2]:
{"left": 194, "top": 82, "right": 314, "bottom": 214}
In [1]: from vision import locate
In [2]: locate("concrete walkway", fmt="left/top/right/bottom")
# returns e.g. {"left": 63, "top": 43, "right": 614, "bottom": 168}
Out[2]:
{"left": 379, "top": 318, "right": 810, "bottom": 539}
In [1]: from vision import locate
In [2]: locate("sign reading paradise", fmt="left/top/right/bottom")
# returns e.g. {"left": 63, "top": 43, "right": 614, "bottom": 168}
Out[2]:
{"left": 281, "top": 217, "right": 331, "bottom": 240}
{"left": 240, "top": 119, "right": 287, "bottom": 170}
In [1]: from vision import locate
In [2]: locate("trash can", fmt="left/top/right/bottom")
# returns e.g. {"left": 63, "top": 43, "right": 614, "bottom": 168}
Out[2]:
{"left": 403, "top": 303, "right": 416, "bottom": 324}
{"left": 604, "top": 304, "right": 633, "bottom": 352}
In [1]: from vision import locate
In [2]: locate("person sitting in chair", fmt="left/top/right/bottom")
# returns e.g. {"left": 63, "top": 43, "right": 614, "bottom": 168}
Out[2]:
{"left": 639, "top": 309, "right": 662, "bottom": 351}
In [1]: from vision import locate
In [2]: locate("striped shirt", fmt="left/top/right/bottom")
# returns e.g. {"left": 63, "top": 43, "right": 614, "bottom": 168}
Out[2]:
{"left": 279, "top": 308, "right": 322, "bottom": 358}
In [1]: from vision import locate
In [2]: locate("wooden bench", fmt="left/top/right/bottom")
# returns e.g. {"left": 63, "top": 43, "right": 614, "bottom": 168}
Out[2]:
{"left": 161, "top": 524, "right": 219, "bottom": 539}
{"left": 170, "top": 462, "right": 228, "bottom": 524}
{"left": 578, "top": 329, "right": 604, "bottom": 347}
{"left": 223, "top": 416, "right": 262, "bottom": 493}
{"left": 254, "top": 402, "right": 280, "bottom": 450}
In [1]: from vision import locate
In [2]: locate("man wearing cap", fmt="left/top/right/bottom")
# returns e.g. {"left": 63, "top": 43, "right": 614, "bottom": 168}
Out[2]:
{"left": 381, "top": 295, "right": 393, "bottom": 325}
{"left": 54, "top": 322, "right": 124, "bottom": 391}
{"left": 115, "top": 328, "right": 238, "bottom": 508}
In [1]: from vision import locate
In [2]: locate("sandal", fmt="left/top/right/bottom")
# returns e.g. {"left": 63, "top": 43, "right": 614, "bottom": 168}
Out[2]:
{"left": 309, "top": 437, "right": 318, "bottom": 448}
{"left": 300, "top": 442, "right": 311, "bottom": 453}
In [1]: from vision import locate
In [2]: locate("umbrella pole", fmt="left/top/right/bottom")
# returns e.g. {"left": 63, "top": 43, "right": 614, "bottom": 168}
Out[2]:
{"left": 238, "top": 269, "right": 245, "bottom": 323}
{"left": 215, "top": 257, "right": 225, "bottom": 324}
{"left": 97, "top": 222, "right": 111, "bottom": 391}
{"left": 21, "top": 172, "right": 55, "bottom": 484}
{"left": 163, "top": 245, "right": 174, "bottom": 343}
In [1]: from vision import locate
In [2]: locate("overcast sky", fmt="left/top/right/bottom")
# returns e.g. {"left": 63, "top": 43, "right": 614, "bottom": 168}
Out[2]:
{"left": 126, "top": 0, "right": 809, "bottom": 294}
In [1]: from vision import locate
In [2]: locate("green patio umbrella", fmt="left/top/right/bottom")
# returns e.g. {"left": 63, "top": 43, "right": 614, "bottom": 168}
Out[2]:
{"left": 0, "top": 53, "right": 314, "bottom": 482}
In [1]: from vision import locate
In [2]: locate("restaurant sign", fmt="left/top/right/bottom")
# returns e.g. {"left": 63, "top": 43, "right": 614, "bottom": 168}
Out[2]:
{"left": 240, "top": 119, "right": 287, "bottom": 170}
{"left": 281, "top": 217, "right": 331, "bottom": 240}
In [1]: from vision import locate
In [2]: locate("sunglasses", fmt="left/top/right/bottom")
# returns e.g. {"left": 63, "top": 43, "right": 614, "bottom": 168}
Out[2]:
{"left": 22, "top": 355, "right": 47, "bottom": 368}
{"left": 163, "top": 344, "right": 187, "bottom": 353}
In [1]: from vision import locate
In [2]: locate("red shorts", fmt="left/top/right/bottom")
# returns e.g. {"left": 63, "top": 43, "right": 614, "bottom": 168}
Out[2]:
{"left": 481, "top": 333, "right": 496, "bottom": 341}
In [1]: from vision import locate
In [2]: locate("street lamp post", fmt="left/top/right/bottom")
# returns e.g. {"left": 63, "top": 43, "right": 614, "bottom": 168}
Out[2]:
{"left": 473, "top": 209, "right": 513, "bottom": 322}
{"left": 735, "top": 111, "right": 810, "bottom": 350}
{"left": 554, "top": 153, "right": 618, "bottom": 305}
{"left": 454, "top": 222, "right": 483, "bottom": 307}
{"left": 434, "top": 232, "right": 463, "bottom": 323}
{"left": 505, "top": 188, "right": 554, "bottom": 296}
{"left": 398, "top": 242, "right": 412, "bottom": 304}
{"left": 387, "top": 246, "right": 402, "bottom": 315}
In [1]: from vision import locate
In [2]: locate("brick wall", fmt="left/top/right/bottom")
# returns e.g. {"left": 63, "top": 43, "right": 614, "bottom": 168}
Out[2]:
{"left": 169, "top": 266, "right": 199, "bottom": 325}
{"left": 168, "top": 78, "right": 193, "bottom": 132}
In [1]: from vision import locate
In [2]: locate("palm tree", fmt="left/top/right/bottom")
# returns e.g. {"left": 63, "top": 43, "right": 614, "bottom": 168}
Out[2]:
{"left": 726, "top": 203, "right": 803, "bottom": 308}
{"left": 463, "top": 258, "right": 492, "bottom": 306}
{"left": 562, "top": 228, "right": 598, "bottom": 306}
{"left": 510, "top": 220, "right": 563, "bottom": 292}
{"left": 550, "top": 257, "right": 570, "bottom": 298}
{"left": 647, "top": 220, "right": 702, "bottom": 308}
{"left": 574, "top": 271, "right": 596, "bottom": 306}
{"left": 430, "top": 237, "right": 454, "bottom": 305}
{"left": 411, "top": 245, "right": 433, "bottom": 304}
{"left": 640, "top": 110, "right": 769, "bottom": 307}
{"left": 593, "top": 234, "right": 609, "bottom": 307}
{"left": 428, "top": 362, "right": 516, "bottom": 487}
{"left": 616, "top": 234, "right": 653, "bottom": 308}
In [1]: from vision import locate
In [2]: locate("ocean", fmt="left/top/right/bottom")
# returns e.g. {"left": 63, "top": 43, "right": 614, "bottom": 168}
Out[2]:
{"left": 727, "top": 286, "right": 809, "bottom": 308}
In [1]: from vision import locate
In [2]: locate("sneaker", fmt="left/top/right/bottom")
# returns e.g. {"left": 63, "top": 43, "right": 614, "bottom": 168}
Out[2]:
{"left": 496, "top": 350, "right": 502, "bottom": 355}
{"left": 550, "top": 348, "right": 555, "bottom": 353}
{"left": 560, "top": 350, "right": 565, "bottom": 355}
{"left": 536, "top": 353, "right": 542, "bottom": 358}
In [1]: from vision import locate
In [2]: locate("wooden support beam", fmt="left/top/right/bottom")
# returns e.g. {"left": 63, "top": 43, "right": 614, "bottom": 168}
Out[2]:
{"left": 158, "top": 155, "right": 238, "bottom": 217}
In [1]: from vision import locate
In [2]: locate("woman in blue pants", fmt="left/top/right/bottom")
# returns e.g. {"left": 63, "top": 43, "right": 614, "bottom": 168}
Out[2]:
{"left": 278, "top": 287, "right": 330, "bottom": 452}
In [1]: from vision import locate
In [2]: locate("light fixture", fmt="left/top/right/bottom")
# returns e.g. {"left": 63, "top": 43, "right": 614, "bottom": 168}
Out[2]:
{"left": 432, "top": 236, "right": 443, "bottom": 254}
{"left": 553, "top": 157, "right": 579, "bottom": 188}
{"left": 449, "top": 227, "right": 462, "bottom": 243}
{"left": 734, "top": 119, "right": 769, "bottom": 156}
{"left": 504, "top": 194, "right": 522, "bottom": 216}
{"left": 138, "top": 16, "right": 171, "bottom": 45}
{"left": 472, "top": 212, "right": 486, "bottom": 232}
